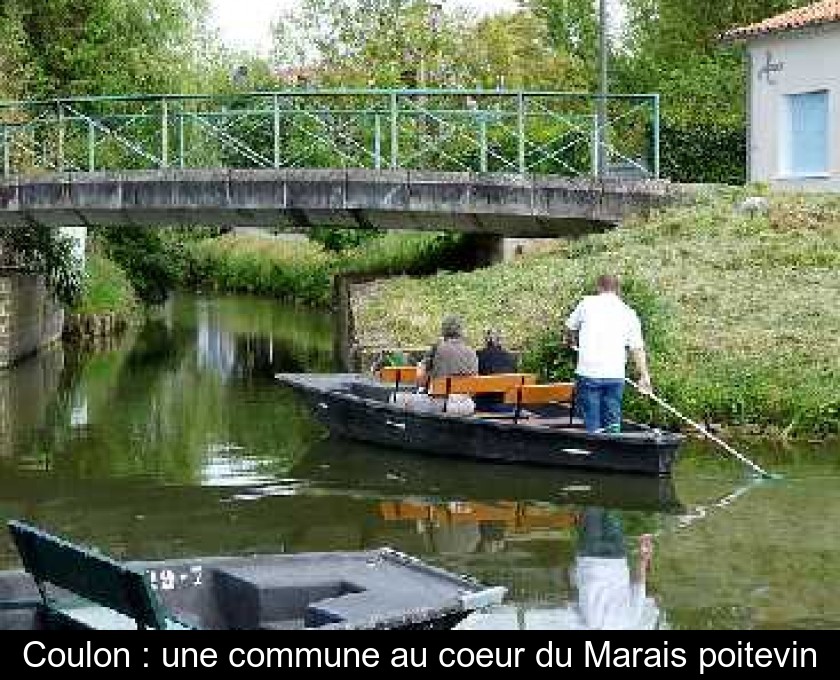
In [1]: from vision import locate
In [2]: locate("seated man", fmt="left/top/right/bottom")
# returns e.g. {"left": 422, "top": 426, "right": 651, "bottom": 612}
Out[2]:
{"left": 475, "top": 329, "right": 518, "bottom": 413}
{"left": 410, "top": 315, "right": 478, "bottom": 415}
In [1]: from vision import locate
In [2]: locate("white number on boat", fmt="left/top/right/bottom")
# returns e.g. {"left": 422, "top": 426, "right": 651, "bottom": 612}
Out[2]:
{"left": 385, "top": 420, "right": 406, "bottom": 430}
{"left": 147, "top": 565, "right": 203, "bottom": 590}
{"left": 561, "top": 448, "right": 592, "bottom": 456}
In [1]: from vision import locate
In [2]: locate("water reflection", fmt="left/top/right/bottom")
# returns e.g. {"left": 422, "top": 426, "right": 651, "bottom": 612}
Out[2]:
{"left": 288, "top": 438, "right": 684, "bottom": 514}
{"left": 1, "top": 293, "right": 839, "bottom": 629}
{"left": 379, "top": 500, "right": 578, "bottom": 554}
{"left": 196, "top": 299, "right": 236, "bottom": 380}
{"left": 569, "top": 508, "right": 660, "bottom": 629}
{"left": 2, "top": 295, "right": 332, "bottom": 484}
{"left": 0, "top": 345, "right": 64, "bottom": 459}
{"left": 378, "top": 497, "right": 665, "bottom": 630}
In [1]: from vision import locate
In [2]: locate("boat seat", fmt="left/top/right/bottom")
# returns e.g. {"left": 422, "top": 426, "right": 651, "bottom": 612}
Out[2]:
{"left": 427, "top": 374, "right": 537, "bottom": 413}
{"left": 504, "top": 382, "right": 577, "bottom": 425}
{"left": 377, "top": 365, "right": 418, "bottom": 387}
{"left": 210, "top": 566, "right": 364, "bottom": 629}
{"left": 6, "top": 520, "right": 195, "bottom": 630}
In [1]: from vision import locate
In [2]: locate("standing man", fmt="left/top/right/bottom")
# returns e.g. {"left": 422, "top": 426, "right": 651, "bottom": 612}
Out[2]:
{"left": 564, "top": 274, "right": 652, "bottom": 433}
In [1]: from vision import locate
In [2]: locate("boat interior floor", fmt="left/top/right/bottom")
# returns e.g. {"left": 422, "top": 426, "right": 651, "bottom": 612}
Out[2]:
{"left": 1, "top": 550, "right": 481, "bottom": 631}
{"left": 149, "top": 551, "right": 478, "bottom": 630}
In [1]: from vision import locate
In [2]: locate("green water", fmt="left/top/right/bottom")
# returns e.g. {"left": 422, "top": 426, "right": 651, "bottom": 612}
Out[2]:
{"left": 0, "top": 294, "right": 837, "bottom": 629}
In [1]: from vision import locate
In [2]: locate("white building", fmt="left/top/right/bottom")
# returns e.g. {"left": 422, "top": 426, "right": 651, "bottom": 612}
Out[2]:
{"left": 724, "top": 1, "right": 840, "bottom": 190}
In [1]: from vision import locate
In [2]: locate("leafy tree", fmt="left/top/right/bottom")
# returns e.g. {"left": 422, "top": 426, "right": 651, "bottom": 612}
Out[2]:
{"left": 3, "top": 0, "right": 211, "bottom": 96}
{"left": 455, "top": 9, "right": 586, "bottom": 89}
{"left": 273, "top": 0, "right": 469, "bottom": 87}
{"left": 272, "top": 0, "right": 581, "bottom": 90}
{"left": 522, "top": 0, "right": 600, "bottom": 86}
{"left": 96, "top": 229, "right": 180, "bottom": 305}
{"left": 625, "top": 0, "right": 807, "bottom": 61}
{"left": 0, "top": 228, "right": 81, "bottom": 305}
{"left": 618, "top": 0, "right": 811, "bottom": 182}
{"left": 0, "top": 2, "right": 34, "bottom": 99}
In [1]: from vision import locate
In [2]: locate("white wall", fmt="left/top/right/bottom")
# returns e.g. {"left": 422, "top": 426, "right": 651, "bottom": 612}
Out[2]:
{"left": 748, "top": 24, "right": 840, "bottom": 190}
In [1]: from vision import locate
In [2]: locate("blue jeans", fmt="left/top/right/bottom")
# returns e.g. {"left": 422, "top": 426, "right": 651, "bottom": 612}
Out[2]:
{"left": 575, "top": 376, "right": 624, "bottom": 433}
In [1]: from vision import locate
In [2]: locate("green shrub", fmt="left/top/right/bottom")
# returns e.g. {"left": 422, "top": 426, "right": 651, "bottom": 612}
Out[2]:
{"left": 660, "top": 121, "right": 746, "bottom": 185}
{"left": 71, "top": 252, "right": 139, "bottom": 317}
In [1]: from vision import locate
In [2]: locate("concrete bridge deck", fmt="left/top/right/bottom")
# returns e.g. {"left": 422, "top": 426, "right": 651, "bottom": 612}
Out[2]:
{"left": 0, "top": 169, "right": 672, "bottom": 236}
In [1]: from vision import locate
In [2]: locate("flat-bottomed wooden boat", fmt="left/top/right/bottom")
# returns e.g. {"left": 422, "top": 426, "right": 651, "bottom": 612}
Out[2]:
{"left": 276, "top": 373, "right": 684, "bottom": 477}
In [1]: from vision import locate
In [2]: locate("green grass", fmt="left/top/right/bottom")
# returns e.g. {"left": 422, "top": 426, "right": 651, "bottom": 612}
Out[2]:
{"left": 187, "top": 235, "right": 335, "bottom": 305}
{"left": 184, "top": 231, "right": 465, "bottom": 307}
{"left": 71, "top": 252, "right": 139, "bottom": 317}
{"left": 353, "top": 189, "right": 840, "bottom": 438}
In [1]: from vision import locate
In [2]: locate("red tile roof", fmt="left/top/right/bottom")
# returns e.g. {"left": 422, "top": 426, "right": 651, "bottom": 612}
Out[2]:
{"left": 722, "top": 0, "right": 840, "bottom": 40}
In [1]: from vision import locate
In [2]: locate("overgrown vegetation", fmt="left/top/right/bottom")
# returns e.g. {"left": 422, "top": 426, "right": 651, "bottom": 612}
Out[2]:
{"left": 353, "top": 190, "right": 840, "bottom": 438}
{"left": 0, "top": 227, "right": 81, "bottom": 305}
{"left": 184, "top": 231, "right": 467, "bottom": 307}
{"left": 91, "top": 227, "right": 223, "bottom": 306}
{"left": 94, "top": 229, "right": 181, "bottom": 306}
{"left": 71, "top": 252, "right": 139, "bottom": 317}
{"left": 0, "top": 0, "right": 212, "bottom": 99}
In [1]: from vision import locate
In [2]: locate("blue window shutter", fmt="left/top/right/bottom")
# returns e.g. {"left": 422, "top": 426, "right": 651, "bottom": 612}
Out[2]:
{"left": 789, "top": 91, "right": 828, "bottom": 175}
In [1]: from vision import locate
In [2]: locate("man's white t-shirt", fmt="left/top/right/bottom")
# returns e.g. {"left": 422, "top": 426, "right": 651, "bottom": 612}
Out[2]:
{"left": 571, "top": 556, "right": 661, "bottom": 629}
{"left": 565, "top": 292, "right": 644, "bottom": 380}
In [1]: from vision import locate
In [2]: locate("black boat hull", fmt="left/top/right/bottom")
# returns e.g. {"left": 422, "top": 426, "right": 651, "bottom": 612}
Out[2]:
{"left": 278, "top": 374, "right": 683, "bottom": 476}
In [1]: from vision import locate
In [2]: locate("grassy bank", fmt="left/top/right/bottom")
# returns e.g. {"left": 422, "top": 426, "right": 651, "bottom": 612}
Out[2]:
{"left": 70, "top": 252, "right": 140, "bottom": 319}
{"left": 353, "top": 189, "right": 840, "bottom": 438}
{"left": 184, "top": 231, "right": 466, "bottom": 307}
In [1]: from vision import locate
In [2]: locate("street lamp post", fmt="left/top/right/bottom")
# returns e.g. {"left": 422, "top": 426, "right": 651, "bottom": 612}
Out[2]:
{"left": 424, "top": 1, "right": 443, "bottom": 88}
{"left": 596, "top": 0, "right": 608, "bottom": 179}
{"left": 418, "top": 2, "right": 443, "bottom": 156}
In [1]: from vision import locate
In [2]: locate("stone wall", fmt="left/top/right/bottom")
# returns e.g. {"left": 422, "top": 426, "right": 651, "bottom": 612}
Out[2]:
{"left": 0, "top": 269, "right": 64, "bottom": 368}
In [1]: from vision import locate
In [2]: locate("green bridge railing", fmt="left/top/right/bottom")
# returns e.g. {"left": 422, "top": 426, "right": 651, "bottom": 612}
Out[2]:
{"left": 0, "top": 89, "right": 659, "bottom": 179}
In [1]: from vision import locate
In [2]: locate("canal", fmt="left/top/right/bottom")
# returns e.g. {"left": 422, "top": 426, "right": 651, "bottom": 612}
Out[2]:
{"left": 0, "top": 294, "right": 838, "bottom": 629}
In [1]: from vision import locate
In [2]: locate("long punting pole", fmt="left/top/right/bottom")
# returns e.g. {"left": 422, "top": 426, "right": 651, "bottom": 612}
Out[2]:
{"left": 625, "top": 378, "right": 774, "bottom": 479}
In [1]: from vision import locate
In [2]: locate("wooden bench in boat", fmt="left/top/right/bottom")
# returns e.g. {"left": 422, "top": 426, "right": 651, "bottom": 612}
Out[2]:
{"left": 7, "top": 520, "right": 193, "bottom": 630}
{"left": 376, "top": 366, "right": 419, "bottom": 393}
{"left": 504, "top": 382, "right": 577, "bottom": 425}
{"left": 428, "top": 374, "right": 537, "bottom": 414}
{"left": 379, "top": 369, "right": 538, "bottom": 411}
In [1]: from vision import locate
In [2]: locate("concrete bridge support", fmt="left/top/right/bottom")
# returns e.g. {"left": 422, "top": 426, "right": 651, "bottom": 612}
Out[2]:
{"left": 0, "top": 270, "right": 64, "bottom": 368}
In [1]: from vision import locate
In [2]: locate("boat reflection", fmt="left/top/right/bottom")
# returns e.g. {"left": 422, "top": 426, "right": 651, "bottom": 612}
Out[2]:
{"left": 452, "top": 506, "right": 665, "bottom": 630}
{"left": 291, "top": 437, "right": 685, "bottom": 514}
{"left": 380, "top": 499, "right": 579, "bottom": 554}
